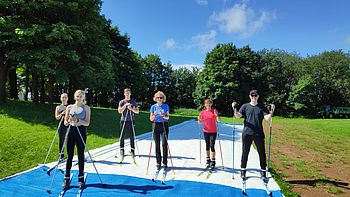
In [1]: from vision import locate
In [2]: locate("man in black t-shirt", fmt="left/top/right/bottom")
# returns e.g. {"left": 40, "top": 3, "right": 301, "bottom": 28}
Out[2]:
{"left": 233, "top": 90, "right": 273, "bottom": 182}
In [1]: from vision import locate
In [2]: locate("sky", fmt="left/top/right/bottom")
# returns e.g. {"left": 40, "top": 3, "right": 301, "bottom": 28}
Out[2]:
{"left": 100, "top": 0, "right": 350, "bottom": 69}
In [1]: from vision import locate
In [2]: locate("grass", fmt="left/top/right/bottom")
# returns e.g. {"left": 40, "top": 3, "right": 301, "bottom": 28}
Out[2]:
{"left": 269, "top": 117, "right": 350, "bottom": 196}
{"left": 0, "top": 101, "right": 197, "bottom": 179}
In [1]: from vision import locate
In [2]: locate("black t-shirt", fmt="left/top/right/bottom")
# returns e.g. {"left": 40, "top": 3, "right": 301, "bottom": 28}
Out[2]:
{"left": 239, "top": 103, "right": 269, "bottom": 137}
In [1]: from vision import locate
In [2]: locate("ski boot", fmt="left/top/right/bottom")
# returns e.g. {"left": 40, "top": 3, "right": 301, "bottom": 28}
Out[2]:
{"left": 205, "top": 157, "right": 211, "bottom": 168}
{"left": 241, "top": 169, "right": 247, "bottom": 181}
{"left": 210, "top": 159, "right": 216, "bottom": 171}
{"left": 156, "top": 163, "right": 161, "bottom": 171}
{"left": 261, "top": 171, "right": 267, "bottom": 183}
{"left": 62, "top": 175, "right": 71, "bottom": 190}
{"left": 119, "top": 149, "right": 125, "bottom": 163}
{"left": 78, "top": 176, "right": 85, "bottom": 189}
{"left": 131, "top": 149, "right": 135, "bottom": 158}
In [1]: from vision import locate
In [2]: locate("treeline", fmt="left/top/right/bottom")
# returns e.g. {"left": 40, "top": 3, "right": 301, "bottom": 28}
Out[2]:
{"left": 1, "top": 1, "right": 350, "bottom": 116}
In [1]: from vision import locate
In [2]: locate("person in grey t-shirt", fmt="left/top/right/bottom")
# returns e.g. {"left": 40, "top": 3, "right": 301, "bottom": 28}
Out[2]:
{"left": 118, "top": 88, "right": 139, "bottom": 160}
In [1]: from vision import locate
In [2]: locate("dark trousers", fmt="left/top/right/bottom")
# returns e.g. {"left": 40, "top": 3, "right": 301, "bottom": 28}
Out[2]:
{"left": 153, "top": 122, "right": 169, "bottom": 166}
{"left": 65, "top": 126, "right": 86, "bottom": 177}
{"left": 119, "top": 121, "right": 135, "bottom": 150}
{"left": 58, "top": 118, "right": 68, "bottom": 157}
{"left": 203, "top": 132, "right": 217, "bottom": 152}
{"left": 241, "top": 134, "right": 267, "bottom": 170}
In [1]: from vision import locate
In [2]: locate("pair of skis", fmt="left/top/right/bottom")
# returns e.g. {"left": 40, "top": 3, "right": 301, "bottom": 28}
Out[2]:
{"left": 56, "top": 173, "right": 87, "bottom": 197}
{"left": 151, "top": 167, "right": 167, "bottom": 184}
{"left": 197, "top": 165, "right": 215, "bottom": 179}
{"left": 241, "top": 177, "right": 271, "bottom": 196}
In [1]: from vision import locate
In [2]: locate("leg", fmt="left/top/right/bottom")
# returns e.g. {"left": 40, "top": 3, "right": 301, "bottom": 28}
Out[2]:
{"left": 241, "top": 134, "right": 253, "bottom": 178}
{"left": 203, "top": 132, "right": 211, "bottom": 166}
{"left": 120, "top": 121, "right": 126, "bottom": 156}
{"left": 126, "top": 122, "right": 135, "bottom": 155}
{"left": 153, "top": 124, "right": 162, "bottom": 167}
{"left": 210, "top": 133, "right": 217, "bottom": 168}
{"left": 253, "top": 136, "right": 267, "bottom": 181}
{"left": 65, "top": 128, "right": 76, "bottom": 177}
{"left": 161, "top": 122, "right": 169, "bottom": 166}
{"left": 58, "top": 128, "right": 66, "bottom": 159}
{"left": 75, "top": 126, "right": 86, "bottom": 182}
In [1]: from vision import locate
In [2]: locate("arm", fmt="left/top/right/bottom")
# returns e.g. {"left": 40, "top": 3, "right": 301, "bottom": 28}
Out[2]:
{"left": 127, "top": 102, "right": 140, "bottom": 114}
{"left": 55, "top": 106, "right": 63, "bottom": 120}
{"left": 232, "top": 102, "right": 242, "bottom": 118}
{"left": 118, "top": 102, "right": 128, "bottom": 113}
{"left": 64, "top": 105, "right": 72, "bottom": 126}
{"left": 76, "top": 106, "right": 91, "bottom": 126}
{"left": 214, "top": 109, "right": 221, "bottom": 122}
{"left": 162, "top": 111, "right": 170, "bottom": 120}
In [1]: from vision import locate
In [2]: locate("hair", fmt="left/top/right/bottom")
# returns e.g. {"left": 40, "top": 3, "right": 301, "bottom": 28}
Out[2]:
{"left": 203, "top": 99, "right": 213, "bottom": 110}
{"left": 153, "top": 91, "right": 166, "bottom": 102}
{"left": 74, "top": 89, "right": 86, "bottom": 104}
{"left": 124, "top": 88, "right": 131, "bottom": 93}
{"left": 61, "top": 93, "right": 68, "bottom": 98}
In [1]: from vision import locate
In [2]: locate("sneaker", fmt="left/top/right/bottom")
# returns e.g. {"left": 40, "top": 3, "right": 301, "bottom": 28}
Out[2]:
{"left": 205, "top": 157, "right": 211, "bottom": 167}
{"left": 241, "top": 170, "right": 247, "bottom": 181}
{"left": 156, "top": 164, "right": 161, "bottom": 171}
{"left": 62, "top": 176, "right": 70, "bottom": 189}
{"left": 261, "top": 171, "right": 267, "bottom": 183}
{"left": 78, "top": 176, "right": 85, "bottom": 189}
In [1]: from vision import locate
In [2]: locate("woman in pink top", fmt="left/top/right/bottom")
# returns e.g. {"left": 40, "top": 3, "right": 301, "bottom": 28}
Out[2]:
{"left": 198, "top": 99, "right": 221, "bottom": 169}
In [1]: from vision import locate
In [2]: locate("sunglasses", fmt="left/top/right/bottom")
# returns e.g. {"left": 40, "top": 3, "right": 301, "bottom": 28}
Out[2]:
{"left": 156, "top": 97, "right": 164, "bottom": 99}
{"left": 250, "top": 94, "right": 258, "bottom": 97}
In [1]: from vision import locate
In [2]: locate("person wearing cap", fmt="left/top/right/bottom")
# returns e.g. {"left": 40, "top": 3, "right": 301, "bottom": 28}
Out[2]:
{"left": 233, "top": 90, "right": 272, "bottom": 182}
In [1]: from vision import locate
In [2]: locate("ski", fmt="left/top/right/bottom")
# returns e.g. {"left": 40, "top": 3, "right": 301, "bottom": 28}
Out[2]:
{"left": 46, "top": 159, "right": 66, "bottom": 175}
{"left": 263, "top": 179, "right": 272, "bottom": 196}
{"left": 76, "top": 173, "right": 87, "bottom": 197}
{"left": 197, "top": 165, "right": 210, "bottom": 177}
{"left": 151, "top": 168, "right": 161, "bottom": 182}
{"left": 242, "top": 179, "right": 247, "bottom": 195}
{"left": 58, "top": 173, "right": 73, "bottom": 197}
{"left": 161, "top": 168, "right": 167, "bottom": 184}
{"left": 206, "top": 167, "right": 215, "bottom": 179}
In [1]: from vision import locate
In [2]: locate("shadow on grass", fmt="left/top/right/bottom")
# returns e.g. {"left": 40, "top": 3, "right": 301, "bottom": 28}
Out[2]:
{"left": 286, "top": 179, "right": 350, "bottom": 190}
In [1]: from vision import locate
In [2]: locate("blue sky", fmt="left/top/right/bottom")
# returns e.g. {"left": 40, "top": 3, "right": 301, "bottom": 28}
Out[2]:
{"left": 101, "top": 0, "right": 350, "bottom": 69}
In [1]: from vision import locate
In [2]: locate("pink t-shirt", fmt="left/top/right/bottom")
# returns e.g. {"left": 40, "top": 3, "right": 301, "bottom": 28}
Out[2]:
{"left": 199, "top": 109, "right": 218, "bottom": 133}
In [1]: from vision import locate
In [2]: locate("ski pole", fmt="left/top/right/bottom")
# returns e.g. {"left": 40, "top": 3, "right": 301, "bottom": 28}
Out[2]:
{"left": 267, "top": 104, "right": 275, "bottom": 171}
{"left": 216, "top": 123, "right": 224, "bottom": 170}
{"left": 75, "top": 125, "right": 104, "bottom": 185}
{"left": 117, "top": 108, "right": 128, "bottom": 157}
{"left": 128, "top": 109, "right": 140, "bottom": 157}
{"left": 197, "top": 122, "right": 202, "bottom": 164}
{"left": 43, "top": 117, "right": 64, "bottom": 167}
{"left": 146, "top": 119, "right": 155, "bottom": 175}
{"left": 231, "top": 101, "right": 237, "bottom": 179}
{"left": 161, "top": 119, "right": 175, "bottom": 175}
{"left": 47, "top": 123, "right": 71, "bottom": 194}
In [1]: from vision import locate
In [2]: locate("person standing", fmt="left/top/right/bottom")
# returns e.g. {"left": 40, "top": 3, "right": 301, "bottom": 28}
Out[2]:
{"left": 233, "top": 90, "right": 273, "bottom": 182}
{"left": 55, "top": 93, "right": 68, "bottom": 161}
{"left": 118, "top": 88, "right": 139, "bottom": 161}
{"left": 198, "top": 99, "right": 221, "bottom": 170}
{"left": 62, "top": 90, "right": 91, "bottom": 189}
{"left": 149, "top": 91, "right": 170, "bottom": 170}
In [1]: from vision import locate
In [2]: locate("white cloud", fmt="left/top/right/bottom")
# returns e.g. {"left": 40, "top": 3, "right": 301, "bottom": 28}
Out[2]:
{"left": 191, "top": 30, "right": 217, "bottom": 53}
{"left": 163, "top": 38, "right": 176, "bottom": 49}
{"left": 209, "top": 2, "right": 275, "bottom": 38}
{"left": 346, "top": 36, "right": 350, "bottom": 45}
{"left": 196, "top": 0, "right": 208, "bottom": 6}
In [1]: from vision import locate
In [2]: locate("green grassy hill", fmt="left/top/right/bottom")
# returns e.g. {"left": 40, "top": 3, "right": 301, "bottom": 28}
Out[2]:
{"left": 0, "top": 101, "right": 196, "bottom": 179}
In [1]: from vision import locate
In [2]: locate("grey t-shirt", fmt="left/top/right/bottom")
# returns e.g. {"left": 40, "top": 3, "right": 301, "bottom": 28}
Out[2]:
{"left": 119, "top": 99, "right": 137, "bottom": 122}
